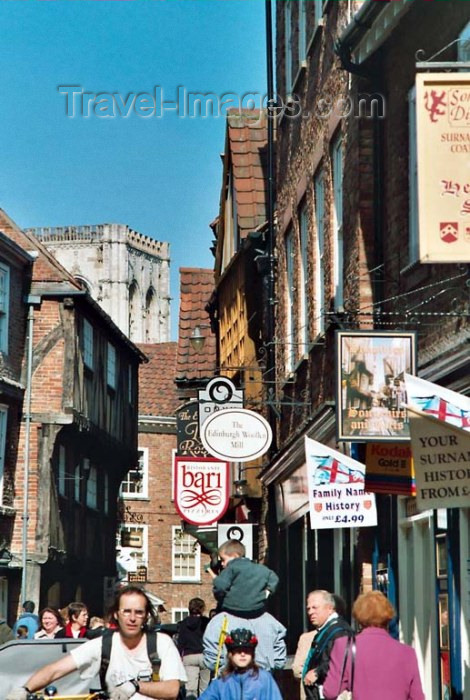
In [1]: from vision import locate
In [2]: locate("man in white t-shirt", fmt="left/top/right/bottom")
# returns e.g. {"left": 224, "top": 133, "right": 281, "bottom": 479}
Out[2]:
{"left": 6, "top": 586, "right": 187, "bottom": 700}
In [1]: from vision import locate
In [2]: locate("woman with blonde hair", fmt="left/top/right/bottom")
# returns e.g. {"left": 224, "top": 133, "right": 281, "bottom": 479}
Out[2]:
{"left": 323, "top": 591, "right": 425, "bottom": 700}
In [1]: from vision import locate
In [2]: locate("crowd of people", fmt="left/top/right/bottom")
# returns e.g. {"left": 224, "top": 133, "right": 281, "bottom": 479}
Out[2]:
{"left": 4, "top": 600, "right": 111, "bottom": 642}
{"left": 3, "top": 539, "right": 425, "bottom": 699}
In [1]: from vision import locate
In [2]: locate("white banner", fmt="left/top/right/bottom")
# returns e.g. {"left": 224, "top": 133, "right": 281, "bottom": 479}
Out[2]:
{"left": 404, "top": 374, "right": 470, "bottom": 509}
{"left": 305, "top": 437, "right": 377, "bottom": 529}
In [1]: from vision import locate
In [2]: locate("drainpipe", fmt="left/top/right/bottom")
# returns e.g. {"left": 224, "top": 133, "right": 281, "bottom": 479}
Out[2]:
{"left": 20, "top": 295, "right": 40, "bottom": 604}
{"left": 265, "top": 0, "right": 277, "bottom": 450}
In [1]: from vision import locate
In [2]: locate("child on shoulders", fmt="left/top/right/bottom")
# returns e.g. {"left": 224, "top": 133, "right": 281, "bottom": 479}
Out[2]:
{"left": 209, "top": 540, "right": 279, "bottom": 618}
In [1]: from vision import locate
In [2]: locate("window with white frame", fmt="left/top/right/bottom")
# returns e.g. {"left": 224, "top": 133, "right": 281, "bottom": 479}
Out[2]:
{"left": 118, "top": 524, "right": 148, "bottom": 569}
{"left": 172, "top": 526, "right": 200, "bottom": 582}
{"left": 284, "top": 1, "right": 293, "bottom": 96}
{"left": 82, "top": 318, "right": 94, "bottom": 370}
{"left": 107, "top": 342, "right": 116, "bottom": 390}
{"left": 408, "top": 86, "right": 419, "bottom": 264}
{"left": 120, "top": 448, "right": 148, "bottom": 499}
{"left": 0, "top": 264, "right": 10, "bottom": 354}
{"left": 85, "top": 461, "right": 97, "bottom": 510}
{"left": 285, "top": 226, "right": 296, "bottom": 373}
{"left": 74, "top": 463, "right": 81, "bottom": 502}
{"left": 314, "top": 167, "right": 326, "bottom": 335}
{"left": 0, "top": 407, "right": 7, "bottom": 503}
{"left": 58, "top": 445, "right": 66, "bottom": 497}
{"left": 331, "top": 132, "right": 344, "bottom": 308}
{"left": 298, "top": 200, "right": 309, "bottom": 354}
{"left": 172, "top": 608, "right": 189, "bottom": 624}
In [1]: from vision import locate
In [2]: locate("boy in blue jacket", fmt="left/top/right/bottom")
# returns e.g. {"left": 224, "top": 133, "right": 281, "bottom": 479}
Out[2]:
{"left": 210, "top": 540, "right": 279, "bottom": 618}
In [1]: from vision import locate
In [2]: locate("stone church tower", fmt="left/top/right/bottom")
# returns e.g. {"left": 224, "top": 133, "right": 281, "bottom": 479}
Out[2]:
{"left": 26, "top": 223, "right": 170, "bottom": 343}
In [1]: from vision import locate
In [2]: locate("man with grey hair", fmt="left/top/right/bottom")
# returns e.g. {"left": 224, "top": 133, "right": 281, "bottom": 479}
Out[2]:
{"left": 302, "top": 590, "right": 352, "bottom": 700}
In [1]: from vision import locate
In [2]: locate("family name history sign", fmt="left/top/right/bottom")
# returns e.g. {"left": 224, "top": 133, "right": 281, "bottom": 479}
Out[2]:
{"left": 305, "top": 436, "right": 377, "bottom": 530}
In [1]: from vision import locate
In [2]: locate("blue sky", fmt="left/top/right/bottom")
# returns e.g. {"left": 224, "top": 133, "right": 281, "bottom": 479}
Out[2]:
{"left": 0, "top": 0, "right": 267, "bottom": 339}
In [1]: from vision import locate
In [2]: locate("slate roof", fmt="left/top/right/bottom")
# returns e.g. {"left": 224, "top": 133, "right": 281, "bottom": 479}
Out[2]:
{"left": 176, "top": 268, "right": 217, "bottom": 382}
{"left": 226, "top": 110, "right": 268, "bottom": 238}
{"left": 137, "top": 342, "right": 179, "bottom": 416}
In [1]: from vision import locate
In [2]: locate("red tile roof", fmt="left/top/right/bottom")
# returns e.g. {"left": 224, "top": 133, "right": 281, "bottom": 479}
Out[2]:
{"left": 0, "top": 209, "right": 82, "bottom": 291}
{"left": 226, "top": 110, "right": 268, "bottom": 238}
{"left": 137, "top": 342, "right": 179, "bottom": 416}
{"left": 176, "top": 268, "right": 217, "bottom": 382}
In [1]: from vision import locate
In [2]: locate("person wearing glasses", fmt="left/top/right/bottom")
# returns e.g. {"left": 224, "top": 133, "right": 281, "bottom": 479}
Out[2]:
{"left": 6, "top": 585, "right": 187, "bottom": 700}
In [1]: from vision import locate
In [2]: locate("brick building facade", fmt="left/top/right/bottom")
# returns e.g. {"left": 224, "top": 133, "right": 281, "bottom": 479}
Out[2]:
{"left": 0, "top": 209, "right": 144, "bottom": 620}
{"left": 259, "top": 2, "right": 470, "bottom": 699}
{"left": 119, "top": 341, "right": 215, "bottom": 623}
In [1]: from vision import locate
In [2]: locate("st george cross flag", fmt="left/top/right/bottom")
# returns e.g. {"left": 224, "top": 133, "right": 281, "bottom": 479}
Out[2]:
{"left": 404, "top": 374, "right": 470, "bottom": 509}
{"left": 305, "top": 437, "right": 377, "bottom": 529}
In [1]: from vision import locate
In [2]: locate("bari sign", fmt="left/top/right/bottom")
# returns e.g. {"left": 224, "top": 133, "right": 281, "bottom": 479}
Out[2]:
{"left": 201, "top": 408, "right": 272, "bottom": 462}
{"left": 174, "top": 456, "right": 230, "bottom": 526}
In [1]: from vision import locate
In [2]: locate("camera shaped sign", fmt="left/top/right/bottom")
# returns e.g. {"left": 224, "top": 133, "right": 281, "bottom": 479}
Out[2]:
{"left": 218, "top": 524, "right": 253, "bottom": 560}
{"left": 198, "top": 377, "right": 244, "bottom": 433}
{"left": 201, "top": 408, "right": 273, "bottom": 462}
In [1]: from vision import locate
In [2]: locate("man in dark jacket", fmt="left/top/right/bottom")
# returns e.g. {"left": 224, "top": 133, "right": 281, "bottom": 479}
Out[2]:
{"left": 177, "top": 597, "right": 209, "bottom": 700}
{"left": 303, "top": 590, "right": 352, "bottom": 700}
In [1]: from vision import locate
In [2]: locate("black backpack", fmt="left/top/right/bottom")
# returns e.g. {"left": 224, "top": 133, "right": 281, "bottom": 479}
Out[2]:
{"left": 99, "top": 630, "right": 185, "bottom": 698}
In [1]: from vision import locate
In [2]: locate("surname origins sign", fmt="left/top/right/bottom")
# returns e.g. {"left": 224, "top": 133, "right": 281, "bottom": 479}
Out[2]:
{"left": 305, "top": 436, "right": 377, "bottom": 529}
{"left": 405, "top": 374, "right": 470, "bottom": 509}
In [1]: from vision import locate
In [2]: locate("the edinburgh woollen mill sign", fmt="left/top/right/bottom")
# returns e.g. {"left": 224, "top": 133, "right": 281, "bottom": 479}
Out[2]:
{"left": 200, "top": 408, "right": 273, "bottom": 462}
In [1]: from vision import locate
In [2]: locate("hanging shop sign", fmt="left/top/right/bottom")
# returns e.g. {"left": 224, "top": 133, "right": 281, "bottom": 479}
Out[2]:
{"left": 416, "top": 73, "right": 470, "bottom": 263}
{"left": 198, "top": 377, "right": 244, "bottom": 433}
{"left": 218, "top": 524, "right": 253, "bottom": 560}
{"left": 201, "top": 408, "right": 272, "bottom": 462}
{"left": 336, "top": 331, "right": 416, "bottom": 442}
{"left": 128, "top": 566, "right": 147, "bottom": 584}
{"left": 176, "top": 400, "right": 209, "bottom": 457}
{"left": 404, "top": 374, "right": 470, "bottom": 509}
{"left": 305, "top": 437, "right": 377, "bottom": 530}
{"left": 365, "top": 443, "right": 415, "bottom": 496}
{"left": 174, "top": 456, "right": 230, "bottom": 526}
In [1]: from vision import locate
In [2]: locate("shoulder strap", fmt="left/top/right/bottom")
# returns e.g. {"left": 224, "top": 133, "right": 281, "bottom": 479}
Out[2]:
{"left": 146, "top": 631, "right": 162, "bottom": 679}
{"left": 338, "top": 635, "right": 356, "bottom": 695}
{"left": 99, "top": 630, "right": 115, "bottom": 690}
{"left": 99, "top": 630, "right": 162, "bottom": 689}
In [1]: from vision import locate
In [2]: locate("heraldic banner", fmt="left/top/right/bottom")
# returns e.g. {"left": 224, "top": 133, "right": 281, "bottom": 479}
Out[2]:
{"left": 404, "top": 374, "right": 470, "bottom": 510}
{"left": 305, "top": 436, "right": 377, "bottom": 529}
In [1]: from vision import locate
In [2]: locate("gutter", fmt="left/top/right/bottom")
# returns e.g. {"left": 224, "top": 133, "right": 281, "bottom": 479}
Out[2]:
{"left": 338, "top": 0, "right": 414, "bottom": 66}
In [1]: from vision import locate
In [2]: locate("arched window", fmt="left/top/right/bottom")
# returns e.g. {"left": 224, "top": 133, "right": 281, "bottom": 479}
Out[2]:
{"left": 145, "top": 287, "right": 157, "bottom": 342}
{"left": 128, "top": 280, "right": 142, "bottom": 342}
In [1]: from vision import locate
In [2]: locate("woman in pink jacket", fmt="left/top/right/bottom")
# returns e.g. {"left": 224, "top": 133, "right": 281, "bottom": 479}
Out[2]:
{"left": 323, "top": 591, "right": 425, "bottom": 700}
